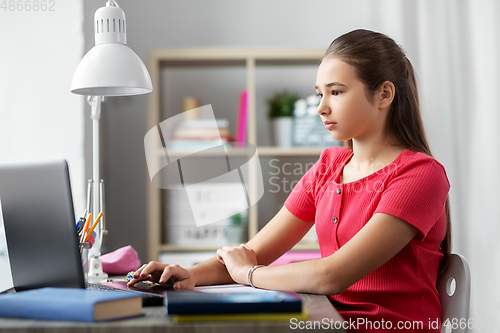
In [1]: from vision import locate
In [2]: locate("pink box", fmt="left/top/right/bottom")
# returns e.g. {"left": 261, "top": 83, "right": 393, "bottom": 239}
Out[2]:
{"left": 270, "top": 251, "right": 321, "bottom": 266}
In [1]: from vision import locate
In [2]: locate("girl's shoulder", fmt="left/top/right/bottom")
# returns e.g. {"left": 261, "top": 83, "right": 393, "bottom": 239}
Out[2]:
{"left": 313, "top": 147, "right": 353, "bottom": 175}
{"left": 396, "top": 149, "right": 449, "bottom": 183}
{"left": 320, "top": 146, "right": 353, "bottom": 162}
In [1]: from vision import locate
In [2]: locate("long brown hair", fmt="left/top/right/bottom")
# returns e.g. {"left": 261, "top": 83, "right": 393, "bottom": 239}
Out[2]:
{"left": 323, "top": 29, "right": 451, "bottom": 274}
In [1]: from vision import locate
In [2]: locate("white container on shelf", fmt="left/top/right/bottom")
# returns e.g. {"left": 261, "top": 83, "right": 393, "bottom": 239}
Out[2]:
{"left": 272, "top": 117, "right": 293, "bottom": 148}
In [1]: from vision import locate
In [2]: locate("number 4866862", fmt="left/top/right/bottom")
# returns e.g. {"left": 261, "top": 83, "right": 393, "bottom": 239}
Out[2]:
{"left": 1, "top": 0, "right": 56, "bottom": 11}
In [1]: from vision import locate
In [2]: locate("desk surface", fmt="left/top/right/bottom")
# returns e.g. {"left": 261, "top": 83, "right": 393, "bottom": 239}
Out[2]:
{"left": 0, "top": 293, "right": 344, "bottom": 333}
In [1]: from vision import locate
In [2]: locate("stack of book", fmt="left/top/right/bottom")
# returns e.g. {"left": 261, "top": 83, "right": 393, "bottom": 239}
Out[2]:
{"left": 168, "top": 119, "right": 231, "bottom": 150}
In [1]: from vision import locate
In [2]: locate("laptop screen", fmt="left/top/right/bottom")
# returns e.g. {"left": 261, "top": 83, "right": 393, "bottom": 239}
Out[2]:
{"left": 0, "top": 160, "right": 84, "bottom": 292}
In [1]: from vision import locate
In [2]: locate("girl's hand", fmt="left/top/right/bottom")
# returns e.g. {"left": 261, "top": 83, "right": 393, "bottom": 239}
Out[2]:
{"left": 216, "top": 244, "right": 258, "bottom": 284}
{"left": 127, "top": 261, "right": 196, "bottom": 291}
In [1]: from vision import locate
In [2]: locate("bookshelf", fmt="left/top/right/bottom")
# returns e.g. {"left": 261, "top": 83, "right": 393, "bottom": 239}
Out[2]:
{"left": 147, "top": 47, "right": 327, "bottom": 262}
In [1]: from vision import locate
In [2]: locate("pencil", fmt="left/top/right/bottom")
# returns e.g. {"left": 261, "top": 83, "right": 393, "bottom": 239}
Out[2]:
{"left": 84, "top": 212, "right": 103, "bottom": 243}
{"left": 79, "top": 213, "right": 92, "bottom": 243}
{"left": 84, "top": 213, "right": 92, "bottom": 232}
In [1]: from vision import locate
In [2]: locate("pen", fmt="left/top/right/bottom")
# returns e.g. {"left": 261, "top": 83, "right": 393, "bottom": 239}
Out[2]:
{"left": 76, "top": 210, "right": 88, "bottom": 236}
{"left": 84, "top": 212, "right": 103, "bottom": 243}
{"left": 78, "top": 210, "right": 89, "bottom": 256}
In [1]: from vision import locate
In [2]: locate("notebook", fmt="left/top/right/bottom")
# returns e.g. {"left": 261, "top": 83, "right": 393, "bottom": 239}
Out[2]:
{"left": 164, "top": 287, "right": 303, "bottom": 315}
{"left": 0, "top": 160, "right": 168, "bottom": 306}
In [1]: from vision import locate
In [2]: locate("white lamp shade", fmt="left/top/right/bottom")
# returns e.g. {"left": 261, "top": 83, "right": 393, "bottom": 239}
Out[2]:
{"left": 71, "top": 43, "right": 152, "bottom": 96}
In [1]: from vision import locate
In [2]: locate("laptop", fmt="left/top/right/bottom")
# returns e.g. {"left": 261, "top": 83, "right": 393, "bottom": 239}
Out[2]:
{"left": 0, "top": 160, "right": 169, "bottom": 306}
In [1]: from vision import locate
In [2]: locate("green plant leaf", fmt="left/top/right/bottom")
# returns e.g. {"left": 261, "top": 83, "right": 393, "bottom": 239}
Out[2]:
{"left": 267, "top": 91, "right": 301, "bottom": 118}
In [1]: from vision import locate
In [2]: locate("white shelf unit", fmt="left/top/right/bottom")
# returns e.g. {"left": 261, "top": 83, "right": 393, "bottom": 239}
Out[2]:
{"left": 147, "top": 47, "right": 326, "bottom": 261}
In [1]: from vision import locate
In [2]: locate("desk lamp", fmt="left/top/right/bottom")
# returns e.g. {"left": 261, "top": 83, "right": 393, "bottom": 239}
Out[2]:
{"left": 71, "top": 0, "right": 152, "bottom": 281}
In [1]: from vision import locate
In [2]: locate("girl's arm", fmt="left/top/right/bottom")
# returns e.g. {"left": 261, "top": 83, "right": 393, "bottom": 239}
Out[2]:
{"left": 217, "top": 210, "right": 418, "bottom": 295}
{"left": 189, "top": 206, "right": 314, "bottom": 286}
{"left": 128, "top": 206, "right": 314, "bottom": 289}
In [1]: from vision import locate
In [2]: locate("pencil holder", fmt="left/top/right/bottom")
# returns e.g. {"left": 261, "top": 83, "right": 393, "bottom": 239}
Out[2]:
{"left": 79, "top": 242, "right": 90, "bottom": 284}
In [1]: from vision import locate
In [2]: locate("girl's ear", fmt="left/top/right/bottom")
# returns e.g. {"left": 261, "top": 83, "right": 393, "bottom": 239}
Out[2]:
{"left": 378, "top": 81, "right": 395, "bottom": 110}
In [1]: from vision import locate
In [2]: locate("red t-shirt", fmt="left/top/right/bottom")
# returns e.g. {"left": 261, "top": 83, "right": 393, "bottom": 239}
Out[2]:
{"left": 284, "top": 147, "right": 449, "bottom": 332}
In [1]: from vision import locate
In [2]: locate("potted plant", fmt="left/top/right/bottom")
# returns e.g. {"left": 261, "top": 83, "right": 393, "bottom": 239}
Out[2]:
{"left": 225, "top": 212, "right": 248, "bottom": 244}
{"left": 267, "top": 91, "right": 301, "bottom": 147}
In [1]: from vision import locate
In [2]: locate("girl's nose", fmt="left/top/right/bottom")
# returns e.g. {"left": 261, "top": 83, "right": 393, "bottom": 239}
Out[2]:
{"left": 317, "top": 98, "right": 331, "bottom": 116}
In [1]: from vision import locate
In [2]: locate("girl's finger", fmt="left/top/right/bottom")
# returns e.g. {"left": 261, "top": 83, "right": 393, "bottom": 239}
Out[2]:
{"left": 133, "top": 264, "right": 147, "bottom": 277}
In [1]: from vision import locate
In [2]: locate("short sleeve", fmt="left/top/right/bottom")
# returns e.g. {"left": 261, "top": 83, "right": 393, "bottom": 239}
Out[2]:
{"left": 284, "top": 149, "right": 334, "bottom": 222}
{"left": 375, "top": 155, "right": 450, "bottom": 238}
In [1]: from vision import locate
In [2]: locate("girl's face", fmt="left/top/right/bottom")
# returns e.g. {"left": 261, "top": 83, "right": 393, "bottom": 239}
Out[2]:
{"left": 315, "top": 57, "right": 384, "bottom": 142}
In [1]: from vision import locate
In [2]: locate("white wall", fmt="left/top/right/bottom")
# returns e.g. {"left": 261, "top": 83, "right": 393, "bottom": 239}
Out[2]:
{"left": 0, "top": 0, "right": 85, "bottom": 215}
{"left": 0, "top": 0, "right": 85, "bottom": 292}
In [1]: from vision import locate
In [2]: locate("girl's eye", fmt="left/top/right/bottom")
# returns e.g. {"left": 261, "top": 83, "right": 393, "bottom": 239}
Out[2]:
{"left": 332, "top": 90, "right": 342, "bottom": 96}
{"left": 316, "top": 93, "right": 323, "bottom": 98}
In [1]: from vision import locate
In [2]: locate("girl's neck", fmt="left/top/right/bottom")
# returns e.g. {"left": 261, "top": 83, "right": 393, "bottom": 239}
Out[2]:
{"left": 348, "top": 137, "right": 405, "bottom": 170}
{"left": 342, "top": 139, "right": 404, "bottom": 184}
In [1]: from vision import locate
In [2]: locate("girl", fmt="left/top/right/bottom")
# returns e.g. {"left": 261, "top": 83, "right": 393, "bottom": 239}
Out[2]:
{"left": 130, "top": 29, "right": 450, "bottom": 332}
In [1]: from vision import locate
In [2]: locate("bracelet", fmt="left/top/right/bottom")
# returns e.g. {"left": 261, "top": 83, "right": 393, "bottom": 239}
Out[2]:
{"left": 248, "top": 265, "right": 264, "bottom": 288}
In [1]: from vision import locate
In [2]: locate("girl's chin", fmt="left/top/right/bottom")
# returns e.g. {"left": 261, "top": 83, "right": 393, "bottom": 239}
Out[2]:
{"left": 329, "top": 132, "right": 346, "bottom": 142}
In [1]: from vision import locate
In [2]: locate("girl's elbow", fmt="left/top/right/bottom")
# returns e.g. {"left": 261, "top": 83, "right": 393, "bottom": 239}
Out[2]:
{"left": 316, "top": 276, "right": 350, "bottom": 295}
{"left": 311, "top": 259, "right": 353, "bottom": 295}
{"left": 325, "top": 284, "right": 349, "bottom": 296}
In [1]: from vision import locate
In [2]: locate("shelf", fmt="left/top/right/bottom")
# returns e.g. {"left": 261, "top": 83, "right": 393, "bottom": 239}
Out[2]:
{"left": 256, "top": 146, "right": 325, "bottom": 156}
{"left": 158, "top": 244, "right": 220, "bottom": 252}
{"left": 155, "top": 146, "right": 251, "bottom": 157}
{"left": 158, "top": 242, "right": 319, "bottom": 253}
{"left": 150, "top": 47, "right": 325, "bottom": 62}
{"left": 147, "top": 47, "right": 325, "bottom": 262}
{"left": 154, "top": 146, "right": 326, "bottom": 157}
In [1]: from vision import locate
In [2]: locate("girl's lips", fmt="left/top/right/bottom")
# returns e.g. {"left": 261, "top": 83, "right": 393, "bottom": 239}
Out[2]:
{"left": 324, "top": 121, "right": 337, "bottom": 130}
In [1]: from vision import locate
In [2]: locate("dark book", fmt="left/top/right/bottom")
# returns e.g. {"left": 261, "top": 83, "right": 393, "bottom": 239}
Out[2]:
{"left": 164, "top": 289, "right": 302, "bottom": 315}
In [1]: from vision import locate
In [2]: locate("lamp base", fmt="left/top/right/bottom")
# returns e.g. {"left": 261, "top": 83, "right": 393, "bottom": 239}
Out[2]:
{"left": 87, "top": 256, "right": 108, "bottom": 282}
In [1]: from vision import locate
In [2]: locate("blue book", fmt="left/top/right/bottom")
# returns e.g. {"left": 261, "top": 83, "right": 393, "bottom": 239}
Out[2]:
{"left": 164, "top": 289, "right": 302, "bottom": 315}
{"left": 0, "top": 287, "right": 143, "bottom": 322}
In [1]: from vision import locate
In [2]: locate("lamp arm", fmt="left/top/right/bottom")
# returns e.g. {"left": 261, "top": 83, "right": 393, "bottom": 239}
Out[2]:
{"left": 87, "top": 96, "right": 105, "bottom": 258}
{"left": 85, "top": 95, "right": 109, "bottom": 281}
{"left": 88, "top": 96, "right": 105, "bottom": 120}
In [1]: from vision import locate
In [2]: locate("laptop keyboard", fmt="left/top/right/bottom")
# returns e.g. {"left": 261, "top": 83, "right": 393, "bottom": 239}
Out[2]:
{"left": 86, "top": 282, "right": 128, "bottom": 292}
{"left": 85, "top": 282, "right": 164, "bottom": 307}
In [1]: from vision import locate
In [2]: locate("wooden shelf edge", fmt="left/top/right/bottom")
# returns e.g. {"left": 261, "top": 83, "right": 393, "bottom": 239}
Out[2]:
{"left": 257, "top": 146, "right": 326, "bottom": 156}
{"left": 158, "top": 244, "right": 219, "bottom": 252}
{"left": 152, "top": 147, "right": 252, "bottom": 157}
{"left": 149, "top": 47, "right": 326, "bottom": 61}
{"left": 150, "top": 146, "right": 328, "bottom": 157}
{"left": 158, "top": 243, "right": 320, "bottom": 253}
